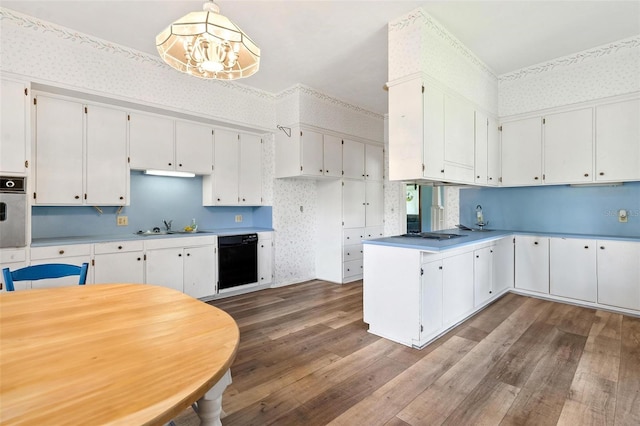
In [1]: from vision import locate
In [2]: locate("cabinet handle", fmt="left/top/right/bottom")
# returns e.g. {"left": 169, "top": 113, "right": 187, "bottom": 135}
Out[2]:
{"left": 186, "top": 253, "right": 190, "bottom": 256}
{"left": 584, "top": 246, "right": 589, "bottom": 249}
{"left": 362, "top": 174, "right": 365, "bottom": 177}
{"left": 347, "top": 252, "right": 350, "bottom": 256}
{"left": 74, "top": 195, "right": 80, "bottom": 199}
{"left": 59, "top": 250, "right": 65, "bottom": 255}
{"left": 242, "top": 198, "right": 246, "bottom": 201}
{"left": 477, "top": 175, "right": 480, "bottom": 179}
{"left": 168, "top": 163, "right": 172, "bottom": 166}
{"left": 600, "top": 246, "right": 605, "bottom": 250}
{"left": 320, "top": 169, "right": 323, "bottom": 173}
{"left": 534, "top": 176, "right": 539, "bottom": 180}
{"left": 119, "top": 196, "right": 124, "bottom": 200}
{"left": 326, "top": 170, "right": 329, "bottom": 173}
{"left": 440, "top": 169, "right": 445, "bottom": 173}
{"left": 599, "top": 172, "right": 605, "bottom": 176}
{"left": 137, "top": 257, "right": 141, "bottom": 261}
{"left": 476, "top": 255, "right": 479, "bottom": 258}
{"left": 489, "top": 291, "right": 492, "bottom": 294}
{"left": 489, "top": 177, "right": 493, "bottom": 180}
{"left": 179, "top": 163, "right": 183, "bottom": 167}
{"left": 178, "top": 253, "right": 182, "bottom": 257}
{"left": 118, "top": 245, "right": 123, "bottom": 250}
{"left": 584, "top": 173, "right": 589, "bottom": 177}
{"left": 438, "top": 266, "right": 443, "bottom": 270}
{"left": 534, "top": 241, "right": 539, "bottom": 245}
{"left": 217, "top": 198, "right": 221, "bottom": 201}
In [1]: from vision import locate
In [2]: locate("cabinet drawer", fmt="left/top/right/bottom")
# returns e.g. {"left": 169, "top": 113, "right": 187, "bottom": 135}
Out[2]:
{"left": 343, "top": 259, "right": 363, "bottom": 278}
{"left": 343, "top": 244, "right": 363, "bottom": 261}
{"left": 31, "top": 244, "right": 92, "bottom": 260}
{"left": 0, "top": 248, "right": 27, "bottom": 263}
{"left": 343, "top": 228, "right": 365, "bottom": 245}
{"left": 364, "top": 226, "right": 384, "bottom": 239}
{"left": 94, "top": 240, "right": 144, "bottom": 254}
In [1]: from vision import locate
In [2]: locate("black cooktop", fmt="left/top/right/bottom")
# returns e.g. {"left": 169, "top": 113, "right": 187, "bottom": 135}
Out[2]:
{"left": 400, "top": 232, "right": 466, "bottom": 241}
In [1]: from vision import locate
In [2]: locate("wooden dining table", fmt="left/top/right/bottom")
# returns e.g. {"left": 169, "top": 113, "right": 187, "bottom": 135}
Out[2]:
{"left": 0, "top": 283, "right": 239, "bottom": 425}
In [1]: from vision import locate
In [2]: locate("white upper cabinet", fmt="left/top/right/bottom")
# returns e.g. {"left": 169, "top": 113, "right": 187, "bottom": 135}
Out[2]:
{"left": 474, "top": 110, "right": 488, "bottom": 185}
{"left": 203, "top": 129, "right": 262, "bottom": 206}
{"left": 487, "top": 116, "right": 500, "bottom": 186}
{"left": 34, "top": 95, "right": 84, "bottom": 205}
{"left": 1, "top": 79, "right": 28, "bottom": 174}
{"left": 85, "top": 104, "right": 128, "bottom": 205}
{"left": 543, "top": 108, "right": 593, "bottom": 184}
{"left": 175, "top": 120, "right": 214, "bottom": 175}
{"left": 595, "top": 98, "right": 640, "bottom": 182}
{"left": 365, "top": 144, "right": 384, "bottom": 181}
{"left": 129, "top": 112, "right": 174, "bottom": 171}
{"left": 501, "top": 117, "right": 543, "bottom": 186}
{"left": 238, "top": 133, "right": 262, "bottom": 205}
{"left": 322, "top": 134, "right": 342, "bottom": 178}
{"left": 300, "top": 129, "right": 324, "bottom": 177}
{"left": 388, "top": 77, "right": 476, "bottom": 185}
{"left": 343, "top": 139, "right": 365, "bottom": 179}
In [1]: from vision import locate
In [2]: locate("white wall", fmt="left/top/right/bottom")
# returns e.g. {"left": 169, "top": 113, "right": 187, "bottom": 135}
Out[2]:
{"left": 499, "top": 35, "right": 640, "bottom": 116}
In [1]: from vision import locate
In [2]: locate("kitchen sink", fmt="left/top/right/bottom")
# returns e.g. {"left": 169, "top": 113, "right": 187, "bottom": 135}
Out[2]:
{"left": 135, "top": 230, "right": 212, "bottom": 236}
{"left": 400, "top": 232, "right": 466, "bottom": 240}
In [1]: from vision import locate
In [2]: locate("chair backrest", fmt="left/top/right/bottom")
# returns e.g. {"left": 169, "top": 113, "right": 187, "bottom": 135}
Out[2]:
{"left": 2, "top": 263, "right": 89, "bottom": 292}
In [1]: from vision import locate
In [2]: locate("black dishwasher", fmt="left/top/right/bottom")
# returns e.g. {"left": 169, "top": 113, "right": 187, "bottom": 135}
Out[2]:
{"left": 218, "top": 234, "right": 258, "bottom": 290}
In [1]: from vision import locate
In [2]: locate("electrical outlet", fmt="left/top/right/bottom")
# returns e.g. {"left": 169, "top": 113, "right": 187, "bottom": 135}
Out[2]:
{"left": 619, "top": 209, "right": 628, "bottom": 223}
{"left": 235, "top": 215, "right": 243, "bottom": 223}
{"left": 116, "top": 215, "right": 128, "bottom": 226}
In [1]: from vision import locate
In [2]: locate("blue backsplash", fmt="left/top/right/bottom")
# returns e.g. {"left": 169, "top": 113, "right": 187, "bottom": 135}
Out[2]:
{"left": 459, "top": 182, "right": 640, "bottom": 237}
{"left": 32, "top": 171, "right": 272, "bottom": 238}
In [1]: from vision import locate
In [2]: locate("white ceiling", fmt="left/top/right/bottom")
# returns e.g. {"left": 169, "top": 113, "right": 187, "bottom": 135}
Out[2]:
{"left": 2, "top": 1, "right": 639, "bottom": 115}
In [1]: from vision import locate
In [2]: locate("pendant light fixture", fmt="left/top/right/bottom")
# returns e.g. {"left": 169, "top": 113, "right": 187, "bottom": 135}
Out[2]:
{"left": 156, "top": 1, "right": 260, "bottom": 80}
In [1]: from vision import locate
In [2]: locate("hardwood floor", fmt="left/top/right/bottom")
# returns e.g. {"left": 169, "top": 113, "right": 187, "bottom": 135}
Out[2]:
{"left": 175, "top": 280, "right": 640, "bottom": 426}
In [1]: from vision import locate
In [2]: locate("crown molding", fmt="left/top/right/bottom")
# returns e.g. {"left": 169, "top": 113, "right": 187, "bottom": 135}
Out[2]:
{"left": 499, "top": 35, "right": 640, "bottom": 82}
{"left": 389, "top": 7, "right": 497, "bottom": 81}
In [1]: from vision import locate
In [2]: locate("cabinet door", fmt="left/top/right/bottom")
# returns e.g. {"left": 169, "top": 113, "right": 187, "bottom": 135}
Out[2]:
{"left": 549, "top": 238, "right": 596, "bottom": 302}
{"left": 595, "top": 99, "right": 640, "bottom": 182}
{"left": 213, "top": 129, "right": 239, "bottom": 205}
{"left": 343, "top": 139, "right": 365, "bottom": 179}
{"left": 300, "top": 130, "right": 323, "bottom": 177}
{"left": 129, "top": 113, "right": 174, "bottom": 170}
{"left": 35, "top": 96, "right": 84, "bottom": 204}
{"left": 175, "top": 121, "right": 213, "bottom": 174}
{"left": 544, "top": 108, "right": 593, "bottom": 184}
{"left": 474, "top": 247, "right": 493, "bottom": 307}
{"left": 421, "top": 260, "right": 443, "bottom": 340}
{"left": 515, "top": 236, "right": 549, "bottom": 293}
{"left": 388, "top": 78, "right": 425, "bottom": 180}
{"left": 94, "top": 252, "right": 144, "bottom": 284}
{"left": 183, "top": 245, "right": 216, "bottom": 298}
{"left": 597, "top": 240, "right": 640, "bottom": 311}
{"left": 342, "top": 180, "right": 366, "bottom": 228}
{"left": 365, "top": 144, "right": 384, "bottom": 181}
{"left": 501, "top": 117, "right": 543, "bottom": 186}
{"left": 365, "top": 181, "right": 384, "bottom": 227}
{"left": 258, "top": 236, "right": 273, "bottom": 285}
{"left": 444, "top": 94, "right": 475, "bottom": 170}
{"left": 145, "top": 247, "right": 184, "bottom": 292}
{"left": 238, "top": 134, "right": 262, "bottom": 205}
{"left": 1, "top": 79, "right": 28, "bottom": 174}
{"left": 493, "top": 237, "right": 514, "bottom": 293}
{"left": 487, "top": 117, "right": 500, "bottom": 186}
{"left": 423, "top": 85, "right": 445, "bottom": 180}
{"left": 322, "top": 134, "right": 342, "bottom": 177}
{"left": 474, "top": 110, "right": 488, "bottom": 185}
{"left": 442, "top": 252, "right": 474, "bottom": 326}
{"left": 85, "top": 104, "right": 128, "bottom": 205}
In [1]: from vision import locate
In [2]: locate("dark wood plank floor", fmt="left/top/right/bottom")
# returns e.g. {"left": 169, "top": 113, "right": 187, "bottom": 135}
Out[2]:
{"left": 175, "top": 280, "right": 640, "bottom": 426}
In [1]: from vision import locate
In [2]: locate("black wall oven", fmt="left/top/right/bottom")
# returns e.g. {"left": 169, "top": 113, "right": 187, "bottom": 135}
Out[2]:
{"left": 218, "top": 234, "right": 258, "bottom": 291}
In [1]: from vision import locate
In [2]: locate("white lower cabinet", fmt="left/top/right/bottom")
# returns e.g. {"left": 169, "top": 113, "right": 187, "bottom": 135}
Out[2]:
{"left": 144, "top": 236, "right": 217, "bottom": 297}
{"left": 549, "top": 238, "right": 597, "bottom": 302}
{"left": 474, "top": 246, "right": 493, "bottom": 307}
{"left": 93, "top": 241, "right": 144, "bottom": 284}
{"left": 515, "top": 235, "right": 549, "bottom": 293}
{"left": 442, "top": 252, "right": 475, "bottom": 326}
{"left": 0, "top": 248, "right": 28, "bottom": 291}
{"left": 258, "top": 232, "right": 273, "bottom": 285}
{"left": 421, "top": 260, "right": 443, "bottom": 341}
{"left": 493, "top": 236, "right": 515, "bottom": 294}
{"left": 596, "top": 240, "right": 640, "bottom": 311}
{"left": 29, "top": 244, "right": 92, "bottom": 288}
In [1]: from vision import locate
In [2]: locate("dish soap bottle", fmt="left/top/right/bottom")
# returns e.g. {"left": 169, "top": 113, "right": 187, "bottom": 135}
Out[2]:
{"left": 476, "top": 205, "right": 484, "bottom": 225}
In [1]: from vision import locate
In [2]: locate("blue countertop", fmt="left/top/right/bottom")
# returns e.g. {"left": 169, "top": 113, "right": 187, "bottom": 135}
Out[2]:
{"left": 363, "top": 229, "right": 640, "bottom": 252}
{"left": 31, "top": 227, "right": 274, "bottom": 247}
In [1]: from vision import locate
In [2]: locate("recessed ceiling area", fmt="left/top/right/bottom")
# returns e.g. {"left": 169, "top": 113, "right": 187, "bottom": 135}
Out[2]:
{"left": 2, "top": 1, "right": 639, "bottom": 115}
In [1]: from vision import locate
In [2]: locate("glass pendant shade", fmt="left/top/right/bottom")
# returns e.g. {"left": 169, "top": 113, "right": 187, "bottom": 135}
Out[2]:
{"left": 156, "top": 1, "right": 260, "bottom": 80}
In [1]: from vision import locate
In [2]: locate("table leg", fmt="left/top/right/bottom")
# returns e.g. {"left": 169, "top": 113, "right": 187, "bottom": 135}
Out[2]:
{"left": 196, "top": 369, "right": 232, "bottom": 426}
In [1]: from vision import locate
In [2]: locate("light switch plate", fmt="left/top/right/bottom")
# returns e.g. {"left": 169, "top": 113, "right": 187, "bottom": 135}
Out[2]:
{"left": 116, "top": 215, "right": 128, "bottom": 226}
{"left": 235, "top": 215, "right": 243, "bottom": 223}
{"left": 619, "top": 209, "right": 628, "bottom": 223}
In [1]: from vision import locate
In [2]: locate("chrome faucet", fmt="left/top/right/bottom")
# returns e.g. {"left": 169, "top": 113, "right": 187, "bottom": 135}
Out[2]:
{"left": 163, "top": 219, "right": 173, "bottom": 231}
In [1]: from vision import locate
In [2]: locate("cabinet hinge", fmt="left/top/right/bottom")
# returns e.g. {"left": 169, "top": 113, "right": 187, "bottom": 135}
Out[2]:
{"left": 127, "top": 157, "right": 130, "bottom": 163}
{"left": 84, "top": 106, "right": 88, "bottom": 114}
{"left": 342, "top": 181, "right": 344, "bottom": 186}
{"left": 342, "top": 221, "right": 344, "bottom": 226}
{"left": 237, "top": 134, "right": 240, "bottom": 140}
{"left": 420, "top": 268, "right": 424, "bottom": 276}
{"left": 144, "top": 254, "right": 147, "bottom": 261}
{"left": 421, "top": 85, "right": 424, "bottom": 93}
{"left": 84, "top": 193, "right": 87, "bottom": 200}
{"left": 300, "top": 166, "right": 303, "bottom": 171}
{"left": 543, "top": 174, "right": 546, "bottom": 180}
{"left": 33, "top": 98, "right": 37, "bottom": 106}
{"left": 24, "top": 88, "right": 28, "bottom": 96}
{"left": 24, "top": 160, "right": 29, "bottom": 168}
{"left": 127, "top": 114, "right": 130, "bottom": 121}
{"left": 542, "top": 118, "right": 546, "bottom": 124}
{"left": 498, "top": 125, "right": 502, "bottom": 131}
{"left": 499, "top": 177, "right": 503, "bottom": 183}
{"left": 342, "top": 140, "right": 344, "bottom": 145}
{"left": 422, "top": 164, "right": 425, "bottom": 172}
{"left": 300, "top": 131, "right": 303, "bottom": 136}
{"left": 486, "top": 118, "right": 489, "bottom": 125}
{"left": 420, "top": 324, "right": 424, "bottom": 332}
{"left": 33, "top": 192, "right": 36, "bottom": 199}
{"left": 91, "top": 259, "right": 95, "bottom": 266}
{"left": 212, "top": 130, "right": 214, "bottom": 135}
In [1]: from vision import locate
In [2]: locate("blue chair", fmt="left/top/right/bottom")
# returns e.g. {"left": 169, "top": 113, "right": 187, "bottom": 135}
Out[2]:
{"left": 2, "top": 263, "right": 89, "bottom": 292}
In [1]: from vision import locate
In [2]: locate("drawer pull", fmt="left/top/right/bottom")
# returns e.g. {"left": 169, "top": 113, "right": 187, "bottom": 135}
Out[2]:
{"left": 600, "top": 246, "right": 605, "bottom": 250}
{"left": 118, "top": 245, "right": 123, "bottom": 250}
{"left": 59, "top": 250, "right": 65, "bottom": 255}
{"left": 599, "top": 172, "right": 605, "bottom": 176}
{"left": 534, "top": 242, "right": 538, "bottom": 245}
{"left": 584, "top": 173, "right": 589, "bottom": 177}
{"left": 584, "top": 246, "right": 589, "bottom": 249}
